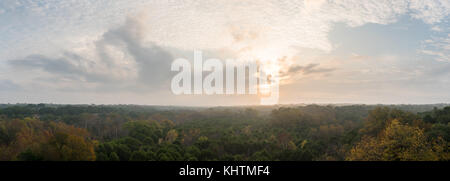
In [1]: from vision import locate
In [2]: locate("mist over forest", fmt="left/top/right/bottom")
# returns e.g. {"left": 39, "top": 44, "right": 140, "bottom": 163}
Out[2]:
{"left": 0, "top": 103, "right": 448, "bottom": 161}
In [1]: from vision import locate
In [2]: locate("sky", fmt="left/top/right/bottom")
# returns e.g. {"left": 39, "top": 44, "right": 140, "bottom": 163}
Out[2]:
{"left": 0, "top": 0, "right": 449, "bottom": 106}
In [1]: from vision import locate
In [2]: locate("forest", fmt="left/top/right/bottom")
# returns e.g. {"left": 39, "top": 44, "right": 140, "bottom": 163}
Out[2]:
{"left": 0, "top": 103, "right": 448, "bottom": 161}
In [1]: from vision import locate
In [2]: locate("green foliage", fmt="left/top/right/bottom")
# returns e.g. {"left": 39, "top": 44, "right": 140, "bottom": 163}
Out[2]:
{"left": 0, "top": 104, "right": 448, "bottom": 161}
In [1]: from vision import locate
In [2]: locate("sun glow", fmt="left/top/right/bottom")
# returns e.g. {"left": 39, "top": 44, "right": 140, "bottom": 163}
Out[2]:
{"left": 232, "top": 45, "right": 291, "bottom": 105}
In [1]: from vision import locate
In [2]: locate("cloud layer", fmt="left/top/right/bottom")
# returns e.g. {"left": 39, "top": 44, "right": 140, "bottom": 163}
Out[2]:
{"left": 0, "top": 0, "right": 449, "bottom": 105}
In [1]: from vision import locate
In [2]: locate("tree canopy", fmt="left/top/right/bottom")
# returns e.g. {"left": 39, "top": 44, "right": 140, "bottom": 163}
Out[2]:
{"left": 0, "top": 104, "right": 448, "bottom": 161}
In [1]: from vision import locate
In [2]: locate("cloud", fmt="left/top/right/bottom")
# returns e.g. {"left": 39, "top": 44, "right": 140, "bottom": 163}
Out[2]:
{"left": 7, "top": 14, "right": 175, "bottom": 92}
{"left": 0, "top": 0, "right": 157, "bottom": 60}
{"left": 1, "top": 1, "right": 450, "bottom": 105}
{"left": 100, "top": 14, "right": 174, "bottom": 87}
{"left": 409, "top": 0, "right": 450, "bottom": 24}
{"left": 9, "top": 53, "right": 114, "bottom": 83}
{"left": 282, "top": 63, "right": 335, "bottom": 77}
{"left": 1, "top": 0, "right": 449, "bottom": 62}
{"left": 421, "top": 34, "right": 450, "bottom": 62}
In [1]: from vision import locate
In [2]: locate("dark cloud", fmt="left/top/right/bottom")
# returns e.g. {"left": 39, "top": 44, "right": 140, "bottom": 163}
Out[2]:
{"left": 284, "top": 63, "right": 335, "bottom": 76}
{"left": 8, "top": 53, "right": 113, "bottom": 83}
{"left": 7, "top": 15, "right": 175, "bottom": 92}
{"left": 99, "top": 16, "right": 174, "bottom": 88}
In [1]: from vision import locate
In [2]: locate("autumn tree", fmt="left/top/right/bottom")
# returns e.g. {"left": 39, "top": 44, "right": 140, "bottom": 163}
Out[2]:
{"left": 347, "top": 119, "right": 448, "bottom": 161}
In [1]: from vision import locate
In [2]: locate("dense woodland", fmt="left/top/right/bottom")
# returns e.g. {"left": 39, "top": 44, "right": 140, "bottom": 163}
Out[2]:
{"left": 0, "top": 104, "right": 448, "bottom": 161}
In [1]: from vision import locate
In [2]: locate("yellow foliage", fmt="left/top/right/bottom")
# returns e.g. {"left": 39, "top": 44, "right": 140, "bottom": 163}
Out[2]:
{"left": 165, "top": 129, "right": 178, "bottom": 144}
{"left": 347, "top": 119, "right": 448, "bottom": 161}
